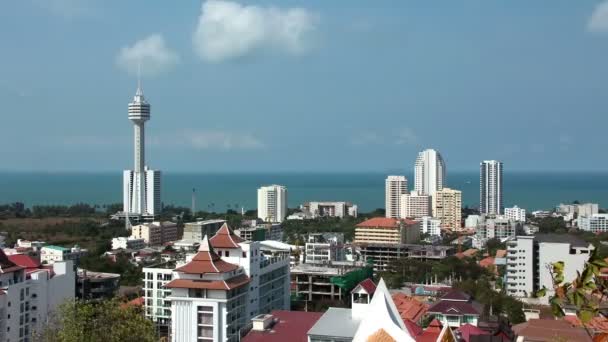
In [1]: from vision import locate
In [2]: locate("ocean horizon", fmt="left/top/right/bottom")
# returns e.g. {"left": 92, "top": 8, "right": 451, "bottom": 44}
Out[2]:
{"left": 0, "top": 171, "right": 606, "bottom": 212}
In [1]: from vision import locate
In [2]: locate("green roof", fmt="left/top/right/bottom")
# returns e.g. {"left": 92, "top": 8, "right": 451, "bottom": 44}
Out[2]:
{"left": 43, "top": 245, "right": 70, "bottom": 251}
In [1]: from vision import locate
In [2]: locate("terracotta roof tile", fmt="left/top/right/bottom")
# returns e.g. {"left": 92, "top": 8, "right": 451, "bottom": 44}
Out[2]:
{"left": 391, "top": 293, "right": 429, "bottom": 323}
{"left": 210, "top": 223, "right": 245, "bottom": 249}
{"left": 366, "top": 328, "right": 396, "bottom": 342}
{"left": 352, "top": 278, "right": 376, "bottom": 295}
{"left": 513, "top": 319, "right": 591, "bottom": 342}
{"left": 165, "top": 274, "right": 250, "bottom": 291}
{"left": 8, "top": 254, "right": 41, "bottom": 269}
{"left": 457, "top": 323, "right": 489, "bottom": 342}
{"left": 174, "top": 236, "right": 239, "bottom": 274}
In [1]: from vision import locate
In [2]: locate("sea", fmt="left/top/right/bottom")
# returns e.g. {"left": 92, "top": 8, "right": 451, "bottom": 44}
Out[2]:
{"left": 0, "top": 172, "right": 606, "bottom": 212}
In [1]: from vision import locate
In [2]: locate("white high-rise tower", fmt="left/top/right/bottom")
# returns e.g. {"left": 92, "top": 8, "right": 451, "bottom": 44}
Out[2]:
{"left": 480, "top": 160, "right": 503, "bottom": 215}
{"left": 385, "top": 175, "right": 408, "bottom": 218}
{"left": 123, "top": 82, "right": 161, "bottom": 217}
{"left": 414, "top": 149, "right": 446, "bottom": 196}
{"left": 257, "top": 185, "right": 287, "bottom": 223}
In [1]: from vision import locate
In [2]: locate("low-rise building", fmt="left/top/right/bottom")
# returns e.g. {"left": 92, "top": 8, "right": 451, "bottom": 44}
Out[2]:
{"left": 578, "top": 214, "right": 608, "bottom": 233}
{"left": 421, "top": 216, "right": 441, "bottom": 236}
{"left": 131, "top": 221, "right": 180, "bottom": 246}
{"left": 464, "top": 215, "right": 481, "bottom": 229}
{"left": 474, "top": 216, "right": 520, "bottom": 248}
{"left": 111, "top": 236, "right": 146, "bottom": 250}
{"left": 357, "top": 243, "right": 454, "bottom": 272}
{"left": 427, "top": 290, "right": 482, "bottom": 328}
{"left": 291, "top": 261, "right": 369, "bottom": 302}
{"left": 557, "top": 202, "right": 599, "bottom": 218}
{"left": 182, "top": 219, "right": 226, "bottom": 240}
{"left": 40, "top": 244, "right": 87, "bottom": 265}
{"left": 305, "top": 233, "right": 345, "bottom": 264}
{"left": 504, "top": 205, "right": 526, "bottom": 222}
{"left": 301, "top": 201, "right": 358, "bottom": 218}
{"left": 235, "top": 223, "right": 282, "bottom": 242}
{"left": 354, "top": 217, "right": 420, "bottom": 245}
{"left": 76, "top": 269, "right": 120, "bottom": 300}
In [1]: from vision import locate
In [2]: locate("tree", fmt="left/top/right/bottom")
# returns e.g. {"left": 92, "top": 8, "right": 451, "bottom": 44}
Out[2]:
{"left": 35, "top": 299, "right": 156, "bottom": 342}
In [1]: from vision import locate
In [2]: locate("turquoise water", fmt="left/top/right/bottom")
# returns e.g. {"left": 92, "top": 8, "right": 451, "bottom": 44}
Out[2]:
{"left": 0, "top": 172, "right": 606, "bottom": 211}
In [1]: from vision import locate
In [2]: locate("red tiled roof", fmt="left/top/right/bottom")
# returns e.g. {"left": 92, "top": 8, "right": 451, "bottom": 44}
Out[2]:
{"left": 392, "top": 293, "right": 429, "bottom": 323}
{"left": 165, "top": 274, "right": 250, "bottom": 291}
{"left": 0, "top": 249, "right": 23, "bottom": 273}
{"left": 242, "top": 310, "right": 323, "bottom": 342}
{"left": 495, "top": 249, "right": 507, "bottom": 258}
{"left": 8, "top": 254, "right": 41, "bottom": 269}
{"left": 210, "top": 223, "right": 245, "bottom": 249}
{"left": 174, "top": 236, "right": 239, "bottom": 274}
{"left": 352, "top": 278, "right": 376, "bottom": 295}
{"left": 356, "top": 217, "right": 417, "bottom": 228}
{"left": 440, "top": 289, "right": 471, "bottom": 301}
{"left": 416, "top": 319, "right": 443, "bottom": 342}
{"left": 121, "top": 297, "right": 145, "bottom": 309}
{"left": 564, "top": 315, "right": 608, "bottom": 333}
{"left": 404, "top": 319, "right": 423, "bottom": 337}
{"left": 457, "top": 323, "right": 489, "bottom": 342}
{"left": 513, "top": 319, "right": 591, "bottom": 342}
{"left": 479, "top": 257, "right": 495, "bottom": 268}
{"left": 428, "top": 300, "right": 480, "bottom": 316}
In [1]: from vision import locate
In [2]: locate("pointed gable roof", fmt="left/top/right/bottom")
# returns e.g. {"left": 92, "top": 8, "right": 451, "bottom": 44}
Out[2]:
{"left": 210, "top": 223, "right": 245, "bottom": 249}
{"left": 440, "top": 289, "right": 471, "bottom": 301}
{"left": 352, "top": 278, "right": 377, "bottom": 295}
{"left": 352, "top": 278, "right": 415, "bottom": 342}
{"left": 174, "top": 236, "right": 239, "bottom": 274}
{"left": 366, "top": 329, "right": 396, "bottom": 342}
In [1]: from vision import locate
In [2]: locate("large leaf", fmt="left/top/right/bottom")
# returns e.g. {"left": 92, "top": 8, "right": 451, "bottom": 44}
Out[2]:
{"left": 553, "top": 261, "right": 565, "bottom": 273}
{"left": 535, "top": 287, "right": 547, "bottom": 298}
{"left": 578, "top": 308, "right": 595, "bottom": 324}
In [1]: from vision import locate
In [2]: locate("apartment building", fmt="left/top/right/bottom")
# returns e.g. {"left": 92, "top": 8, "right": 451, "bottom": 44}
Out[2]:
{"left": 76, "top": 269, "right": 120, "bottom": 300}
{"left": 301, "top": 201, "right": 358, "bottom": 218}
{"left": 399, "top": 191, "right": 432, "bottom": 219}
{"left": 480, "top": 160, "right": 503, "bottom": 215}
{"left": 504, "top": 206, "right": 526, "bottom": 222}
{"left": 433, "top": 188, "right": 462, "bottom": 230}
{"left": 304, "top": 233, "right": 345, "bottom": 264}
{"left": 257, "top": 185, "right": 287, "bottom": 223}
{"left": 354, "top": 217, "right": 420, "bottom": 245}
{"left": 40, "top": 245, "right": 87, "bottom": 265}
{"left": 291, "top": 261, "right": 368, "bottom": 302}
{"left": 385, "top": 175, "right": 408, "bottom": 219}
{"left": 505, "top": 235, "right": 593, "bottom": 302}
{"left": 131, "top": 221, "right": 180, "bottom": 246}
{"left": 182, "top": 219, "right": 226, "bottom": 241}
{"left": 0, "top": 250, "right": 75, "bottom": 342}
{"left": 357, "top": 243, "right": 454, "bottom": 272}
{"left": 578, "top": 214, "right": 608, "bottom": 233}
{"left": 422, "top": 216, "right": 442, "bottom": 236}
{"left": 144, "top": 224, "right": 290, "bottom": 341}
{"left": 235, "top": 223, "right": 282, "bottom": 242}
{"left": 111, "top": 236, "right": 146, "bottom": 250}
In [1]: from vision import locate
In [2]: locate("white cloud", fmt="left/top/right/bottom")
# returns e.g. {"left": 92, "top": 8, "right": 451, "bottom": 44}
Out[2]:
{"left": 588, "top": 1, "right": 608, "bottom": 33}
{"left": 116, "top": 34, "right": 180, "bottom": 76}
{"left": 182, "top": 130, "right": 265, "bottom": 150}
{"left": 193, "top": 0, "right": 318, "bottom": 62}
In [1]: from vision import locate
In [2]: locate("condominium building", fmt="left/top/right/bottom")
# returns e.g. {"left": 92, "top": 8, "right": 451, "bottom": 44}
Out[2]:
{"left": 111, "top": 236, "right": 146, "bottom": 250}
{"left": 182, "top": 219, "right": 227, "bottom": 241}
{"left": 422, "top": 216, "right": 442, "bottom": 236}
{"left": 399, "top": 191, "right": 432, "bottom": 219}
{"left": 414, "top": 149, "right": 445, "bottom": 196}
{"left": 480, "top": 160, "right": 503, "bottom": 215}
{"left": 385, "top": 175, "right": 408, "bottom": 219}
{"left": 354, "top": 217, "right": 420, "bottom": 245}
{"left": 504, "top": 205, "right": 526, "bottom": 222}
{"left": 304, "top": 233, "right": 345, "bottom": 264}
{"left": 505, "top": 234, "right": 593, "bottom": 301}
{"left": 131, "top": 221, "right": 180, "bottom": 246}
{"left": 144, "top": 224, "right": 290, "bottom": 341}
{"left": 291, "top": 261, "right": 368, "bottom": 302}
{"left": 464, "top": 215, "right": 481, "bottom": 229}
{"left": 578, "top": 214, "right": 608, "bottom": 233}
{"left": 301, "top": 201, "right": 358, "bottom": 218}
{"left": 358, "top": 243, "right": 454, "bottom": 272}
{"left": 0, "top": 250, "right": 75, "bottom": 342}
{"left": 40, "top": 245, "right": 87, "bottom": 265}
{"left": 76, "top": 269, "right": 120, "bottom": 300}
{"left": 558, "top": 203, "right": 599, "bottom": 217}
{"left": 474, "top": 216, "right": 519, "bottom": 248}
{"left": 235, "top": 223, "right": 282, "bottom": 242}
{"left": 257, "top": 185, "right": 287, "bottom": 223}
{"left": 433, "top": 188, "right": 462, "bottom": 230}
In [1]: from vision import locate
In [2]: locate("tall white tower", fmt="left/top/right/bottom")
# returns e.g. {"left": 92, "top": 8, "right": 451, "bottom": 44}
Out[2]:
{"left": 385, "top": 175, "right": 408, "bottom": 218}
{"left": 257, "top": 185, "right": 287, "bottom": 223}
{"left": 480, "top": 160, "right": 503, "bottom": 215}
{"left": 414, "top": 149, "right": 446, "bottom": 196}
{"left": 123, "top": 82, "right": 161, "bottom": 217}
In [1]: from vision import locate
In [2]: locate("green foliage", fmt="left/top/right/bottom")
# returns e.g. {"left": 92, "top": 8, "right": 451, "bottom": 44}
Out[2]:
{"left": 532, "top": 216, "right": 568, "bottom": 234}
{"left": 282, "top": 216, "right": 364, "bottom": 243}
{"left": 35, "top": 299, "right": 156, "bottom": 342}
{"left": 455, "top": 278, "right": 526, "bottom": 324}
{"left": 79, "top": 254, "right": 143, "bottom": 286}
{"left": 485, "top": 238, "right": 506, "bottom": 256}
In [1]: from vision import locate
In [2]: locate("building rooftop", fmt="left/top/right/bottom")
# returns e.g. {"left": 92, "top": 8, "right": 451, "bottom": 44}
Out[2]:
{"left": 356, "top": 217, "right": 417, "bottom": 228}
{"left": 7, "top": 254, "right": 41, "bottom": 269}
{"left": 307, "top": 307, "right": 361, "bottom": 339}
{"left": 174, "top": 236, "right": 239, "bottom": 274}
{"left": 352, "top": 278, "right": 377, "bottom": 295}
{"left": 391, "top": 293, "right": 429, "bottom": 323}
{"left": 242, "top": 310, "right": 323, "bottom": 342}
{"left": 513, "top": 319, "right": 591, "bottom": 342}
{"left": 77, "top": 269, "right": 120, "bottom": 280}
{"left": 534, "top": 234, "right": 590, "bottom": 247}
{"left": 210, "top": 223, "right": 245, "bottom": 249}
{"left": 43, "top": 245, "right": 70, "bottom": 251}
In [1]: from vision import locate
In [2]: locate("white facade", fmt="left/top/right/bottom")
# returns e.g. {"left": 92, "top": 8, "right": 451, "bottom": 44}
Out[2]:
{"left": 385, "top": 175, "right": 408, "bottom": 219}
{"left": 40, "top": 245, "right": 87, "bottom": 264}
{"left": 558, "top": 203, "right": 599, "bottom": 217}
{"left": 257, "top": 185, "right": 287, "bottom": 223}
{"left": 123, "top": 85, "right": 162, "bottom": 216}
{"left": 465, "top": 215, "right": 481, "bottom": 228}
{"left": 111, "top": 236, "right": 146, "bottom": 250}
{"left": 480, "top": 160, "right": 503, "bottom": 215}
{"left": 399, "top": 191, "right": 431, "bottom": 219}
{"left": 422, "top": 216, "right": 442, "bottom": 236}
{"left": 504, "top": 206, "right": 526, "bottom": 222}
{"left": 506, "top": 235, "right": 593, "bottom": 302}
{"left": 414, "top": 149, "right": 445, "bottom": 196}
{"left": 303, "top": 201, "right": 358, "bottom": 219}
{"left": 143, "top": 265, "right": 174, "bottom": 331}
{"left": 0, "top": 253, "right": 75, "bottom": 342}
{"left": 579, "top": 214, "right": 608, "bottom": 233}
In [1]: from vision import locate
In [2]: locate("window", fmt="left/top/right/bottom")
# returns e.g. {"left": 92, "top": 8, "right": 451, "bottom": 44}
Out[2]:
{"left": 242, "top": 252, "right": 247, "bottom": 258}
{"left": 225, "top": 251, "right": 230, "bottom": 257}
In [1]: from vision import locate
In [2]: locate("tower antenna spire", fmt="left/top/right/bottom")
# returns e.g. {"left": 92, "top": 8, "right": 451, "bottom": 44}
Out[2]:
{"left": 137, "top": 61, "right": 142, "bottom": 93}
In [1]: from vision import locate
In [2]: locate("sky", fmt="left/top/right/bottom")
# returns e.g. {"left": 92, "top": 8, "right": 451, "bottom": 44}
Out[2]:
{"left": 1, "top": 0, "right": 608, "bottom": 173}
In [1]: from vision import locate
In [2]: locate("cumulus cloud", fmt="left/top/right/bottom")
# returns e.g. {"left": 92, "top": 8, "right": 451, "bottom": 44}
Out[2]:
{"left": 116, "top": 34, "right": 180, "bottom": 76}
{"left": 182, "top": 130, "right": 265, "bottom": 150}
{"left": 588, "top": 1, "right": 608, "bottom": 33}
{"left": 193, "top": 0, "right": 318, "bottom": 62}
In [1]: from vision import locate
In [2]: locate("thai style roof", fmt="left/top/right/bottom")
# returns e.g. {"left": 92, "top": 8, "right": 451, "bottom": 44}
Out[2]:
{"left": 174, "top": 236, "right": 239, "bottom": 274}
{"left": 210, "top": 223, "right": 245, "bottom": 249}
{"left": 352, "top": 279, "right": 415, "bottom": 342}
{"left": 416, "top": 319, "right": 444, "bottom": 342}
{"left": 165, "top": 273, "right": 250, "bottom": 291}
{"left": 351, "top": 278, "right": 376, "bottom": 295}
{"left": 391, "top": 293, "right": 429, "bottom": 323}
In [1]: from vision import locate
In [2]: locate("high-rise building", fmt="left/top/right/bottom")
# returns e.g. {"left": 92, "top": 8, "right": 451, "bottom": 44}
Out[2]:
{"left": 480, "top": 160, "right": 503, "bottom": 215}
{"left": 385, "top": 175, "right": 408, "bottom": 219}
{"left": 301, "top": 201, "right": 358, "bottom": 218}
{"left": 433, "top": 188, "right": 462, "bottom": 230}
{"left": 399, "top": 191, "right": 431, "bottom": 219}
{"left": 257, "top": 185, "right": 287, "bottom": 223}
{"left": 414, "top": 149, "right": 445, "bottom": 196}
{"left": 506, "top": 235, "right": 593, "bottom": 302}
{"left": 123, "top": 84, "right": 161, "bottom": 217}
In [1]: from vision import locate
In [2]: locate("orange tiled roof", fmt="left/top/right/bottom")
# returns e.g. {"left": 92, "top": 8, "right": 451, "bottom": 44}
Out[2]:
{"left": 165, "top": 274, "right": 250, "bottom": 291}
{"left": 495, "top": 249, "right": 507, "bottom": 258}
{"left": 175, "top": 236, "right": 239, "bottom": 274}
{"left": 391, "top": 293, "right": 429, "bottom": 323}
{"left": 564, "top": 315, "right": 608, "bottom": 333}
{"left": 366, "top": 328, "right": 396, "bottom": 342}
{"left": 479, "top": 257, "right": 495, "bottom": 268}
{"left": 210, "top": 223, "right": 245, "bottom": 249}
{"left": 416, "top": 319, "right": 443, "bottom": 342}
{"left": 356, "top": 217, "right": 417, "bottom": 228}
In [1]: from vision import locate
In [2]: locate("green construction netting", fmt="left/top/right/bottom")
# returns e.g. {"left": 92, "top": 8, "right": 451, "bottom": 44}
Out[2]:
{"left": 329, "top": 265, "right": 373, "bottom": 292}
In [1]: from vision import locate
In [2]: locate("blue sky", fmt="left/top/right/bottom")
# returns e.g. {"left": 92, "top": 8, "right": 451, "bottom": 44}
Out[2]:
{"left": 1, "top": 0, "right": 608, "bottom": 172}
